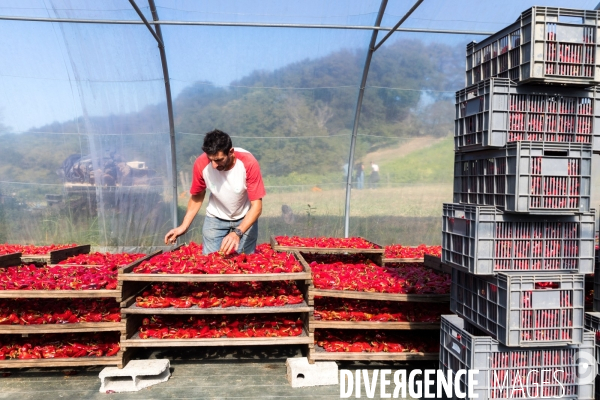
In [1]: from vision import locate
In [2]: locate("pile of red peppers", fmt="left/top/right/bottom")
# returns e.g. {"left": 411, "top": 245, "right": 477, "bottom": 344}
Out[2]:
{"left": 0, "top": 299, "right": 120, "bottom": 324}
{"left": 59, "top": 252, "right": 145, "bottom": 266}
{"left": 275, "top": 236, "right": 378, "bottom": 249}
{"left": 0, "top": 332, "right": 120, "bottom": 359}
{"left": 0, "top": 264, "right": 118, "bottom": 290}
{"left": 136, "top": 281, "right": 303, "bottom": 308}
{"left": 133, "top": 242, "right": 303, "bottom": 274}
{"left": 0, "top": 244, "right": 77, "bottom": 256}
{"left": 384, "top": 244, "right": 441, "bottom": 259}
{"left": 315, "top": 329, "right": 439, "bottom": 353}
{"left": 138, "top": 315, "right": 304, "bottom": 339}
{"left": 311, "top": 261, "right": 450, "bottom": 294}
{"left": 314, "top": 297, "right": 448, "bottom": 323}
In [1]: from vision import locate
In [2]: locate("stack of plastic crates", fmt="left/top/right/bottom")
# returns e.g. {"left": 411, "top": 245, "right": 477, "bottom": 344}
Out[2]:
{"left": 441, "top": 6, "right": 600, "bottom": 399}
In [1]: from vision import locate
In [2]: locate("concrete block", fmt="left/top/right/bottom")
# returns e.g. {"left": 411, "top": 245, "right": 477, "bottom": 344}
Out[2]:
{"left": 286, "top": 357, "right": 338, "bottom": 388}
{"left": 99, "top": 359, "right": 171, "bottom": 393}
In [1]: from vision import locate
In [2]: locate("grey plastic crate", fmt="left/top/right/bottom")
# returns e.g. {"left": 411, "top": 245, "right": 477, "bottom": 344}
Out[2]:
{"left": 452, "top": 269, "right": 585, "bottom": 347}
{"left": 453, "top": 142, "right": 592, "bottom": 214}
{"left": 466, "top": 7, "right": 600, "bottom": 86}
{"left": 455, "top": 78, "right": 600, "bottom": 152}
{"left": 583, "top": 312, "right": 600, "bottom": 376}
{"left": 440, "top": 315, "right": 595, "bottom": 400}
{"left": 442, "top": 203, "right": 596, "bottom": 274}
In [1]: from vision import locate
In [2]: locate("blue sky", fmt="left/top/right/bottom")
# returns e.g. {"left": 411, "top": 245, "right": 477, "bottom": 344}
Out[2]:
{"left": 1, "top": 0, "right": 599, "bottom": 131}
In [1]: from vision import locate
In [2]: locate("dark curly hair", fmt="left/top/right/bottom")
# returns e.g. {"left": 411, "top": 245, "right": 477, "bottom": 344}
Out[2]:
{"left": 202, "top": 129, "right": 232, "bottom": 155}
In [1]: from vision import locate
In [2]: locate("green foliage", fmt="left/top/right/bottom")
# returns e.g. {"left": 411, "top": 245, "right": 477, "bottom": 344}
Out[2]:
{"left": 381, "top": 136, "right": 454, "bottom": 184}
{"left": 1, "top": 38, "right": 460, "bottom": 190}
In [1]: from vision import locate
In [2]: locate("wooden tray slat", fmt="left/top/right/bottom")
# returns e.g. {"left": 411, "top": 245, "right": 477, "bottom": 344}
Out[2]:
{"left": 308, "top": 347, "right": 438, "bottom": 362}
{"left": 119, "top": 250, "right": 163, "bottom": 274}
{"left": 0, "top": 253, "right": 21, "bottom": 268}
{"left": 309, "top": 288, "right": 449, "bottom": 303}
{"left": 119, "top": 272, "right": 311, "bottom": 282}
{"left": 383, "top": 257, "right": 424, "bottom": 264}
{"left": 0, "top": 290, "right": 122, "bottom": 299}
{"left": 0, "top": 321, "right": 126, "bottom": 334}
{"left": 0, "top": 352, "right": 125, "bottom": 368}
{"left": 123, "top": 301, "right": 312, "bottom": 315}
{"left": 423, "top": 255, "right": 453, "bottom": 275}
{"left": 309, "top": 320, "right": 439, "bottom": 330}
{"left": 121, "top": 327, "right": 313, "bottom": 347}
{"left": 49, "top": 245, "right": 91, "bottom": 264}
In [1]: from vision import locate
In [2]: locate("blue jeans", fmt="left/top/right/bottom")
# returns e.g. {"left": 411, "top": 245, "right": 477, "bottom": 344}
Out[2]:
{"left": 201, "top": 216, "right": 258, "bottom": 254}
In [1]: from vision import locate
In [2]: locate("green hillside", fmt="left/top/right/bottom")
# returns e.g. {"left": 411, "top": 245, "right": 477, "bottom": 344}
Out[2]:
{"left": 380, "top": 136, "right": 454, "bottom": 184}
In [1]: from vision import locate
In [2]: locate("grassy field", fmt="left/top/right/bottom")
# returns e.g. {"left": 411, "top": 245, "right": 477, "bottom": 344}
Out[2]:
{"left": 260, "top": 184, "right": 452, "bottom": 218}
{"left": 176, "top": 136, "right": 455, "bottom": 245}
{"left": 176, "top": 183, "right": 452, "bottom": 246}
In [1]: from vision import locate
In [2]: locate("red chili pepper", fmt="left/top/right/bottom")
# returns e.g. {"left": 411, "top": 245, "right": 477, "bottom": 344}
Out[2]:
{"left": 384, "top": 244, "right": 441, "bottom": 259}
{"left": 0, "top": 243, "right": 77, "bottom": 256}
{"left": 132, "top": 242, "right": 303, "bottom": 275}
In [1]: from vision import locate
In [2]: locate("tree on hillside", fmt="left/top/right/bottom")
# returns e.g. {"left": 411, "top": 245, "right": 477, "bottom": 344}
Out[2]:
{"left": 7, "top": 38, "right": 459, "bottom": 181}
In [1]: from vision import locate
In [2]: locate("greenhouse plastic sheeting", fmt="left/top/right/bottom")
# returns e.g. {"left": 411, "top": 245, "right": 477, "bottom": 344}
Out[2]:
{"left": 1, "top": 0, "right": 599, "bottom": 251}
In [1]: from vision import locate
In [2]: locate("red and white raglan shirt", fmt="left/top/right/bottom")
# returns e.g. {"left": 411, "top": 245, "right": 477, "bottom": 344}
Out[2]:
{"left": 190, "top": 148, "right": 266, "bottom": 220}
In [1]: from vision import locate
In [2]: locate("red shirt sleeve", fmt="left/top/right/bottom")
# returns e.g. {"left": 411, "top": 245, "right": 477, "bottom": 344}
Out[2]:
{"left": 238, "top": 152, "right": 266, "bottom": 201}
{"left": 190, "top": 154, "right": 210, "bottom": 195}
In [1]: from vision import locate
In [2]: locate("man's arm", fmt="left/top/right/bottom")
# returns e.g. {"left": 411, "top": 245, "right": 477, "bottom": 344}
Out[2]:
{"left": 219, "top": 198, "right": 262, "bottom": 254}
{"left": 164, "top": 191, "right": 206, "bottom": 244}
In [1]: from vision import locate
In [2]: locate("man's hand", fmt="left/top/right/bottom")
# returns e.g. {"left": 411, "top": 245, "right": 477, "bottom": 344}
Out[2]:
{"left": 220, "top": 231, "right": 240, "bottom": 254}
{"left": 164, "top": 226, "right": 186, "bottom": 245}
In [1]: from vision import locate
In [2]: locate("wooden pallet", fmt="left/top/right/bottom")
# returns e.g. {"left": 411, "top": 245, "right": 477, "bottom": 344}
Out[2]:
{"left": 119, "top": 250, "right": 311, "bottom": 282}
{"left": 270, "top": 235, "right": 383, "bottom": 254}
{"left": 0, "top": 350, "right": 130, "bottom": 369}
{"left": 308, "top": 346, "right": 438, "bottom": 362}
{"left": 308, "top": 287, "right": 449, "bottom": 305}
{"left": 20, "top": 245, "right": 91, "bottom": 264}
{"left": 423, "top": 255, "right": 452, "bottom": 275}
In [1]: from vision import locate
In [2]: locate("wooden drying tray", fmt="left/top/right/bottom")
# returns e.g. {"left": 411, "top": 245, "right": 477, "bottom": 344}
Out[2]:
{"left": 309, "top": 288, "right": 449, "bottom": 303}
{"left": 270, "top": 235, "right": 384, "bottom": 254}
{"left": 423, "top": 255, "right": 453, "bottom": 275}
{"left": 21, "top": 245, "right": 91, "bottom": 264}
{"left": 122, "top": 301, "right": 313, "bottom": 315}
{"left": 121, "top": 327, "right": 313, "bottom": 348}
{"left": 49, "top": 249, "right": 162, "bottom": 268}
{"left": 308, "top": 345, "right": 438, "bottom": 362}
{"left": 308, "top": 320, "right": 439, "bottom": 331}
{"left": 0, "top": 321, "right": 126, "bottom": 334}
{"left": 0, "top": 253, "right": 160, "bottom": 302}
{"left": 0, "top": 351, "right": 128, "bottom": 369}
{"left": 118, "top": 250, "right": 311, "bottom": 282}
